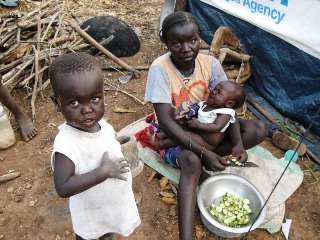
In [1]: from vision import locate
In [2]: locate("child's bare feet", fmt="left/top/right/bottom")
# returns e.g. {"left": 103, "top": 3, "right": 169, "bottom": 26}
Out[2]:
{"left": 16, "top": 113, "right": 37, "bottom": 141}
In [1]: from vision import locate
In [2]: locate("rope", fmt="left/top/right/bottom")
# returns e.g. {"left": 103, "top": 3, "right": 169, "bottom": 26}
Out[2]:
{"left": 242, "top": 106, "right": 320, "bottom": 239}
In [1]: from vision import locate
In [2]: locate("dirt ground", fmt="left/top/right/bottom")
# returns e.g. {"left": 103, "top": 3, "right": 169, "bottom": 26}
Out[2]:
{"left": 0, "top": 1, "right": 319, "bottom": 240}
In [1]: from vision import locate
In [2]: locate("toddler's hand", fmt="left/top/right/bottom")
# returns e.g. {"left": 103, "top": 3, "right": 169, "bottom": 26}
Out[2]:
{"left": 101, "top": 152, "right": 130, "bottom": 181}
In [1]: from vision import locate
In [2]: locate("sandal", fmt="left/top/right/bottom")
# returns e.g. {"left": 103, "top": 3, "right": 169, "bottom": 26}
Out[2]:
{"left": 271, "top": 131, "right": 307, "bottom": 156}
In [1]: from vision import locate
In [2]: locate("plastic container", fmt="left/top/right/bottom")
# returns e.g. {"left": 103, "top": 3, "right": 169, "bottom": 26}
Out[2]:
{"left": 284, "top": 150, "right": 299, "bottom": 162}
{"left": 0, "top": 104, "right": 16, "bottom": 149}
{"left": 119, "top": 135, "right": 144, "bottom": 178}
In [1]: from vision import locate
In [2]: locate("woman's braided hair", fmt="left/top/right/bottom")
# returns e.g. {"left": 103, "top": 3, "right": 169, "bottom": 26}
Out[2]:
{"left": 159, "top": 11, "right": 198, "bottom": 43}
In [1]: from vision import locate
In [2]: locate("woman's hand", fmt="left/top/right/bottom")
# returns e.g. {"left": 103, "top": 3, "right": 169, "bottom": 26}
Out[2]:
{"left": 231, "top": 144, "right": 248, "bottom": 163}
{"left": 100, "top": 152, "right": 129, "bottom": 181}
{"left": 202, "top": 150, "right": 228, "bottom": 171}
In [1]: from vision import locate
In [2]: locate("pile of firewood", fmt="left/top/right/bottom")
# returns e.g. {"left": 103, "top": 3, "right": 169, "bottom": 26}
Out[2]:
{"left": 0, "top": 0, "right": 76, "bottom": 118}
{"left": 0, "top": 0, "right": 139, "bottom": 118}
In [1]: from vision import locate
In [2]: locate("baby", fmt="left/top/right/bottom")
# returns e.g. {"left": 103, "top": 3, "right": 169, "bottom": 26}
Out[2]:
{"left": 49, "top": 52, "right": 140, "bottom": 240}
{"left": 153, "top": 81, "right": 246, "bottom": 151}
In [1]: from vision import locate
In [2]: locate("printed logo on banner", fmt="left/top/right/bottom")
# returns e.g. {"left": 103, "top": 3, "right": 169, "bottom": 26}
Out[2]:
{"left": 274, "top": 0, "right": 288, "bottom": 7}
{"left": 225, "top": 0, "right": 289, "bottom": 24}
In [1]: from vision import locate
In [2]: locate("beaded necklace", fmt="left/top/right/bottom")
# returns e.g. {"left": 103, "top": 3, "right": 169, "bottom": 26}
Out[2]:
{"left": 180, "top": 67, "right": 194, "bottom": 86}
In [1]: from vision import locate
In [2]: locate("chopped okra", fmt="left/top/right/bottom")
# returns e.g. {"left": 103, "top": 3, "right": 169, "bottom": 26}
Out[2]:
{"left": 230, "top": 157, "right": 243, "bottom": 166}
{"left": 209, "top": 193, "right": 252, "bottom": 228}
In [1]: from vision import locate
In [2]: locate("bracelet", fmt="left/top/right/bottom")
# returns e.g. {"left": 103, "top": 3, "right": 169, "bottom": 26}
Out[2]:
{"left": 200, "top": 145, "right": 205, "bottom": 160}
{"left": 188, "top": 135, "right": 192, "bottom": 151}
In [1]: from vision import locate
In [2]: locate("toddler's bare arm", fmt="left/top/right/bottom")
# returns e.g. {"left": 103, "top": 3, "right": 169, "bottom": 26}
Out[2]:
{"left": 53, "top": 152, "right": 129, "bottom": 198}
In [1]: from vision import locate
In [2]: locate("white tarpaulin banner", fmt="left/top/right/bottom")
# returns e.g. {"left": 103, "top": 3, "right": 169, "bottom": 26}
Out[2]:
{"left": 200, "top": 0, "right": 320, "bottom": 60}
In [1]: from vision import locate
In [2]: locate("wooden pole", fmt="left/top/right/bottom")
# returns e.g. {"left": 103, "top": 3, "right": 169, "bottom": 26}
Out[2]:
{"left": 68, "top": 20, "right": 140, "bottom": 78}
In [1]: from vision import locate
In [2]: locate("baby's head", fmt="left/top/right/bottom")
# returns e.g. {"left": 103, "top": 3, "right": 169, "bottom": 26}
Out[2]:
{"left": 207, "top": 81, "right": 246, "bottom": 109}
{"left": 160, "top": 11, "right": 200, "bottom": 67}
{"left": 49, "top": 52, "right": 104, "bottom": 132}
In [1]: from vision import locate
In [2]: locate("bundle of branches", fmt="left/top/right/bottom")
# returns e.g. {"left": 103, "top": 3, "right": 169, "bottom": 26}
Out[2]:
{"left": 0, "top": 0, "right": 75, "bottom": 118}
{"left": 210, "top": 26, "right": 251, "bottom": 85}
{"left": 0, "top": 0, "right": 139, "bottom": 119}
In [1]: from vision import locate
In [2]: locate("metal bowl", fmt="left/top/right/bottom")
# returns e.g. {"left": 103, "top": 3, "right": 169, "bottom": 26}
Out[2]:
{"left": 197, "top": 174, "right": 266, "bottom": 238}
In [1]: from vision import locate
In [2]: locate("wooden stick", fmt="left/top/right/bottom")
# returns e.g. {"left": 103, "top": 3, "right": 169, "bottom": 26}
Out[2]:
{"left": 41, "top": 10, "right": 61, "bottom": 41}
{"left": 2, "top": 67, "right": 16, "bottom": 82}
{"left": 36, "top": 16, "right": 43, "bottom": 93}
{"left": 0, "top": 19, "right": 10, "bottom": 37}
{"left": 16, "top": 27, "right": 21, "bottom": 44}
{"left": 0, "top": 171, "right": 20, "bottom": 184}
{"left": 49, "top": 36, "right": 75, "bottom": 46}
{"left": 218, "top": 51, "right": 227, "bottom": 64}
{"left": 17, "top": 16, "right": 58, "bottom": 29}
{"left": 71, "top": 12, "right": 81, "bottom": 24}
{"left": 104, "top": 82, "right": 145, "bottom": 105}
{"left": 0, "top": 31, "right": 16, "bottom": 47}
{"left": 20, "top": 0, "right": 55, "bottom": 22}
{"left": 71, "top": 43, "right": 90, "bottom": 51}
{"left": 31, "top": 46, "right": 40, "bottom": 119}
{"left": 219, "top": 48, "right": 250, "bottom": 62}
{"left": 75, "top": 35, "right": 114, "bottom": 51}
{"left": 19, "top": 66, "right": 48, "bottom": 86}
{"left": 306, "top": 149, "right": 320, "bottom": 165}
{"left": 102, "top": 65, "right": 149, "bottom": 71}
{"left": 53, "top": 13, "right": 64, "bottom": 42}
{"left": 0, "top": 58, "right": 23, "bottom": 74}
{"left": 0, "top": 43, "right": 31, "bottom": 64}
{"left": 3, "top": 58, "right": 34, "bottom": 86}
{"left": 25, "top": 79, "right": 50, "bottom": 98}
{"left": 98, "top": 35, "right": 114, "bottom": 47}
{"left": 210, "top": 26, "right": 241, "bottom": 56}
{"left": 0, "top": 11, "right": 22, "bottom": 19}
{"left": 68, "top": 20, "right": 140, "bottom": 78}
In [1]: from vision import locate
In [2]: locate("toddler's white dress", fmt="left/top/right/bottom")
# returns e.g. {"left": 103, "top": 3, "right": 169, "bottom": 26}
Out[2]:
{"left": 51, "top": 119, "right": 140, "bottom": 239}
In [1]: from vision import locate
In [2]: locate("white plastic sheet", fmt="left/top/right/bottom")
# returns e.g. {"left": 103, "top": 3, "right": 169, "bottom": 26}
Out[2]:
{"left": 200, "top": 0, "right": 320, "bottom": 59}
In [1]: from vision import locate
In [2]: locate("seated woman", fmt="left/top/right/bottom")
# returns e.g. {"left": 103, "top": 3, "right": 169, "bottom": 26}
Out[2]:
{"left": 144, "top": 12, "right": 267, "bottom": 240}
{"left": 150, "top": 81, "right": 246, "bottom": 162}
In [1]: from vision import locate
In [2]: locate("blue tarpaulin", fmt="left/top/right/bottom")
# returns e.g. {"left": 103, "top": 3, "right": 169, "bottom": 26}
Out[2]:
{"left": 187, "top": 0, "right": 320, "bottom": 138}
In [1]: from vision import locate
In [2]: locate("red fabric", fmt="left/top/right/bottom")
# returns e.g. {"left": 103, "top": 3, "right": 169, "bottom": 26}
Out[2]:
{"left": 134, "top": 125, "right": 158, "bottom": 151}
{"left": 134, "top": 114, "right": 160, "bottom": 151}
{"left": 145, "top": 113, "right": 156, "bottom": 123}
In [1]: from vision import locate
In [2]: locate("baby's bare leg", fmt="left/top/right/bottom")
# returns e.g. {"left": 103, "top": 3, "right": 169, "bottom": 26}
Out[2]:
{"left": 201, "top": 132, "right": 225, "bottom": 150}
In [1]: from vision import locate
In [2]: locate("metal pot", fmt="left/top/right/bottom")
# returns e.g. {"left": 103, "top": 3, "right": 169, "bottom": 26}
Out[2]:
{"left": 197, "top": 174, "right": 266, "bottom": 238}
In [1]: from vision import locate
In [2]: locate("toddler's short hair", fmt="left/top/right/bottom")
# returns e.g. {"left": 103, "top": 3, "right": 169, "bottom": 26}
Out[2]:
{"left": 49, "top": 52, "right": 100, "bottom": 96}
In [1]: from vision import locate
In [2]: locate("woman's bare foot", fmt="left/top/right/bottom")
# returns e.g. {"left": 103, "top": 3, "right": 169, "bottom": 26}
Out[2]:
{"left": 16, "top": 113, "right": 37, "bottom": 141}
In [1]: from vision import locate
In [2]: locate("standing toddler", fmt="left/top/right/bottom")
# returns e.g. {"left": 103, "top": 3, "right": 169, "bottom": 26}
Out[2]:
{"left": 49, "top": 52, "right": 140, "bottom": 240}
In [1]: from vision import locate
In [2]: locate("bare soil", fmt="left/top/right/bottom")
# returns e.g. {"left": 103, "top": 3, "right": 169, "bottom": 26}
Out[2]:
{"left": 0, "top": 1, "right": 319, "bottom": 240}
